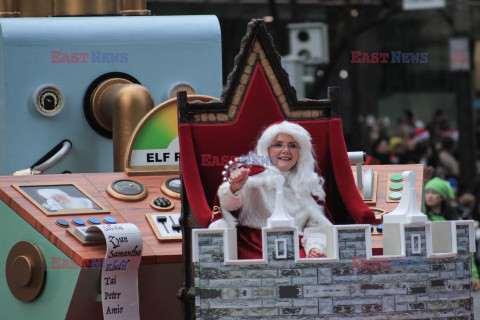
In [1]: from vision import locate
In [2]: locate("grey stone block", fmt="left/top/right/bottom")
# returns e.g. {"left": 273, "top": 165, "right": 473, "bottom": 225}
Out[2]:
{"left": 371, "top": 273, "right": 418, "bottom": 282}
{"left": 430, "top": 279, "right": 447, "bottom": 287}
{"left": 408, "top": 302, "right": 426, "bottom": 310}
{"left": 459, "top": 298, "right": 473, "bottom": 310}
{"left": 245, "top": 269, "right": 278, "bottom": 278}
{"left": 253, "top": 287, "right": 276, "bottom": 298}
{"left": 436, "top": 270, "right": 455, "bottom": 280}
{"left": 333, "top": 296, "right": 381, "bottom": 305}
{"left": 222, "top": 287, "right": 238, "bottom": 299}
{"left": 293, "top": 298, "right": 318, "bottom": 307}
{"left": 338, "top": 230, "right": 365, "bottom": 241}
{"left": 199, "top": 267, "right": 228, "bottom": 279}
{"left": 198, "top": 278, "right": 209, "bottom": 288}
{"left": 267, "top": 260, "right": 295, "bottom": 269}
{"left": 317, "top": 268, "right": 333, "bottom": 284}
{"left": 245, "top": 307, "right": 279, "bottom": 317}
{"left": 331, "top": 265, "right": 353, "bottom": 276}
{"left": 339, "top": 249, "right": 356, "bottom": 259}
{"left": 355, "top": 249, "right": 367, "bottom": 257}
{"left": 279, "top": 285, "right": 302, "bottom": 298}
{"left": 408, "top": 285, "right": 427, "bottom": 294}
{"left": 227, "top": 269, "right": 246, "bottom": 278}
{"left": 395, "top": 302, "right": 408, "bottom": 311}
{"left": 280, "top": 307, "right": 302, "bottom": 315}
{"left": 426, "top": 300, "right": 459, "bottom": 310}
{"left": 361, "top": 303, "right": 382, "bottom": 313}
{"left": 434, "top": 308, "right": 456, "bottom": 317}
{"left": 211, "top": 235, "right": 225, "bottom": 245}
{"left": 346, "top": 241, "right": 365, "bottom": 249}
{"left": 261, "top": 277, "right": 292, "bottom": 286}
{"left": 333, "top": 274, "right": 370, "bottom": 283}
{"left": 198, "top": 235, "right": 213, "bottom": 245}
{"left": 198, "top": 253, "right": 214, "bottom": 262}
{"left": 416, "top": 271, "right": 441, "bottom": 279}
{"left": 382, "top": 295, "right": 395, "bottom": 312}
{"left": 303, "top": 306, "right": 320, "bottom": 315}
{"left": 456, "top": 225, "right": 468, "bottom": 236}
{"left": 438, "top": 291, "right": 471, "bottom": 301}
{"left": 415, "top": 293, "right": 439, "bottom": 302}
{"left": 209, "top": 278, "right": 262, "bottom": 287}
{"left": 318, "top": 297, "right": 333, "bottom": 314}
{"left": 332, "top": 304, "right": 355, "bottom": 315}
{"left": 261, "top": 298, "right": 293, "bottom": 308}
{"left": 303, "top": 284, "right": 350, "bottom": 297}
{"left": 209, "top": 299, "right": 263, "bottom": 309}
{"left": 280, "top": 269, "right": 301, "bottom": 277}
{"left": 301, "top": 268, "right": 317, "bottom": 276}
{"left": 198, "top": 307, "right": 232, "bottom": 318}
{"left": 395, "top": 294, "right": 416, "bottom": 303}
{"left": 199, "top": 288, "right": 222, "bottom": 299}
{"left": 293, "top": 276, "right": 318, "bottom": 285}
{"left": 200, "top": 245, "right": 222, "bottom": 255}
{"left": 359, "top": 282, "right": 407, "bottom": 295}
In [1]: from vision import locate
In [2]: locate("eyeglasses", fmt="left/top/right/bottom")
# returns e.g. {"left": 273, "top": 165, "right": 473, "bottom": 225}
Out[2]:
{"left": 269, "top": 142, "right": 299, "bottom": 150}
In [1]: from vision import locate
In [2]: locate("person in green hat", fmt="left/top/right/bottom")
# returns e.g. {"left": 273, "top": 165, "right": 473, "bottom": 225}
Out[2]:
{"left": 424, "top": 177, "right": 480, "bottom": 290}
{"left": 424, "top": 177, "right": 459, "bottom": 221}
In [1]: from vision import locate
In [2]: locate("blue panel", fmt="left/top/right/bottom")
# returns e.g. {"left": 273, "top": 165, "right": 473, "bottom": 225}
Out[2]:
{"left": 0, "top": 16, "right": 222, "bottom": 174}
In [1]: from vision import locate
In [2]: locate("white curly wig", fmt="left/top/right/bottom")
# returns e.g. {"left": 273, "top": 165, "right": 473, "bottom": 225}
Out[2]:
{"left": 255, "top": 121, "right": 326, "bottom": 201}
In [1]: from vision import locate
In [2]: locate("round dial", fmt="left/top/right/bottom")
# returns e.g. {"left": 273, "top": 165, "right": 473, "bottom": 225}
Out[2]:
{"left": 168, "top": 82, "right": 196, "bottom": 99}
{"left": 33, "top": 85, "right": 65, "bottom": 117}
{"left": 161, "top": 178, "right": 181, "bottom": 199}
{"left": 111, "top": 179, "right": 145, "bottom": 195}
{"left": 106, "top": 179, "right": 148, "bottom": 201}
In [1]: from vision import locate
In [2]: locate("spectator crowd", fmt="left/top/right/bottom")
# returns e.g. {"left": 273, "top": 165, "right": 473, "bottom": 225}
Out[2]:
{"left": 362, "top": 108, "right": 480, "bottom": 289}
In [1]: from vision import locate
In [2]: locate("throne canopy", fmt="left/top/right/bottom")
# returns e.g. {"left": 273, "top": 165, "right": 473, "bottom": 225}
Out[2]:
{"left": 178, "top": 19, "right": 375, "bottom": 228}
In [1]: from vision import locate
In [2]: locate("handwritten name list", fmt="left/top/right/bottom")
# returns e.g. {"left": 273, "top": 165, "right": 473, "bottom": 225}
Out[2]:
{"left": 87, "top": 223, "right": 143, "bottom": 320}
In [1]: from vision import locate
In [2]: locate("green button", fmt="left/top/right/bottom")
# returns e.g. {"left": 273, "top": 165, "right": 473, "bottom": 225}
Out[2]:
{"left": 391, "top": 174, "right": 403, "bottom": 182}
{"left": 390, "top": 183, "right": 403, "bottom": 191}
{"left": 389, "top": 192, "right": 402, "bottom": 200}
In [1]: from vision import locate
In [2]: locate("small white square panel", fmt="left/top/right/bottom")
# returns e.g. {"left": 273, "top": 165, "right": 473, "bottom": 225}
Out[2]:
{"left": 411, "top": 234, "right": 421, "bottom": 254}
{"left": 146, "top": 213, "right": 182, "bottom": 241}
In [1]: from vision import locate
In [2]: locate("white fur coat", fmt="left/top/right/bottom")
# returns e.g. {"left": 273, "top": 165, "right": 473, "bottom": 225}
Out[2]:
{"left": 210, "top": 169, "right": 332, "bottom": 255}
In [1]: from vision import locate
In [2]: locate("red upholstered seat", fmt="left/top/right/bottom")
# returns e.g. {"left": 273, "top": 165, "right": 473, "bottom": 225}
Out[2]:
{"left": 179, "top": 63, "right": 375, "bottom": 227}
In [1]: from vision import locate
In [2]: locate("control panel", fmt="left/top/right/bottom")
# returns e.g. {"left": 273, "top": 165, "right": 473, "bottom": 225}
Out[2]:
{"left": 0, "top": 172, "right": 184, "bottom": 319}
{"left": 352, "top": 163, "right": 424, "bottom": 253}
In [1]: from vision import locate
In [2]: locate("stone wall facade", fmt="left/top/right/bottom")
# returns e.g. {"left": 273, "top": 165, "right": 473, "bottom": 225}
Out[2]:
{"left": 194, "top": 224, "right": 474, "bottom": 319}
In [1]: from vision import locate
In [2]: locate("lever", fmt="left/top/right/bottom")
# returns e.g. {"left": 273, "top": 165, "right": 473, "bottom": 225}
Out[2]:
{"left": 157, "top": 216, "right": 169, "bottom": 234}
{"left": 32, "top": 140, "right": 72, "bottom": 173}
{"left": 13, "top": 140, "right": 72, "bottom": 175}
{"left": 347, "top": 151, "right": 366, "bottom": 190}
{"left": 363, "top": 169, "right": 374, "bottom": 200}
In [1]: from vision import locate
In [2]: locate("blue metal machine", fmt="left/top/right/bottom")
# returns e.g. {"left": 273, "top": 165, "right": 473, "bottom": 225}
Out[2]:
{"left": 0, "top": 15, "right": 222, "bottom": 174}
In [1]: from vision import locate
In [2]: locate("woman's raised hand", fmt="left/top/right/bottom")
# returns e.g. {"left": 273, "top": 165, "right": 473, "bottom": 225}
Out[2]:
{"left": 308, "top": 248, "right": 326, "bottom": 258}
{"left": 229, "top": 167, "right": 250, "bottom": 193}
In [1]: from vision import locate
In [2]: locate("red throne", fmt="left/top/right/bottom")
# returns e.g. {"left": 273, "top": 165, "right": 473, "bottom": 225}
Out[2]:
{"left": 178, "top": 77, "right": 374, "bottom": 227}
{"left": 177, "top": 20, "right": 374, "bottom": 228}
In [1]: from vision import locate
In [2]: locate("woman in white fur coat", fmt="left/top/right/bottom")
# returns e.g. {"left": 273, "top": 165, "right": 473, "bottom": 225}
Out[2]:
{"left": 209, "top": 121, "right": 333, "bottom": 258}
